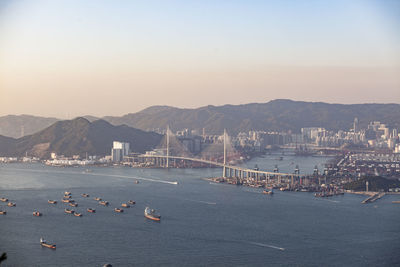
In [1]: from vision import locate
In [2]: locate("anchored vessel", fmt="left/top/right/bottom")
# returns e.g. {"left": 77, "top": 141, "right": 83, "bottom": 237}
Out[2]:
{"left": 0, "top": 198, "right": 8, "bottom": 202}
{"left": 48, "top": 200, "right": 57, "bottom": 204}
{"left": 99, "top": 201, "right": 109, "bottom": 206}
{"left": 40, "top": 238, "right": 56, "bottom": 249}
{"left": 144, "top": 207, "right": 161, "bottom": 221}
{"left": 7, "top": 202, "right": 16, "bottom": 207}
{"left": 87, "top": 208, "right": 96, "bottom": 213}
{"left": 64, "top": 208, "right": 74, "bottom": 214}
{"left": 121, "top": 203, "right": 130, "bottom": 208}
{"left": 0, "top": 210, "right": 6, "bottom": 215}
{"left": 114, "top": 208, "right": 124, "bottom": 213}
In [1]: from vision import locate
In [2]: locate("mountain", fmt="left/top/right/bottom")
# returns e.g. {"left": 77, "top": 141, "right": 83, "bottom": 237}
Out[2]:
{"left": 103, "top": 100, "right": 400, "bottom": 134}
{"left": 0, "top": 115, "right": 59, "bottom": 138}
{"left": 0, "top": 118, "right": 162, "bottom": 158}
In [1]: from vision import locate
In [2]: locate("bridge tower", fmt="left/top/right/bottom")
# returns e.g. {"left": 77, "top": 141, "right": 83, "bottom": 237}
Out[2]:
{"left": 166, "top": 125, "right": 170, "bottom": 168}
{"left": 223, "top": 129, "right": 227, "bottom": 178}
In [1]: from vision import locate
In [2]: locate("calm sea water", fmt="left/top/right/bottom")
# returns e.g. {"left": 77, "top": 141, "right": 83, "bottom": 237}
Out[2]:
{"left": 1, "top": 156, "right": 400, "bottom": 266}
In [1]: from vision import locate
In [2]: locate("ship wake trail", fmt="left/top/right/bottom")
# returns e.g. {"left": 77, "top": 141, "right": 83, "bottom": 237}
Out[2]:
{"left": 180, "top": 198, "right": 216, "bottom": 205}
{"left": 243, "top": 241, "right": 285, "bottom": 251}
{"left": 7, "top": 168, "right": 178, "bottom": 185}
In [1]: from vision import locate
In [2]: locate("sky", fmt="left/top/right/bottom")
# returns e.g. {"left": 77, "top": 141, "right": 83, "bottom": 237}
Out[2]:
{"left": 0, "top": 0, "right": 399, "bottom": 118}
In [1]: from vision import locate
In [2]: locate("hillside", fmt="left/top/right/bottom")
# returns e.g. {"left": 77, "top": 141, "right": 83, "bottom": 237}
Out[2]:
{"left": 0, "top": 115, "right": 59, "bottom": 138}
{"left": 0, "top": 118, "right": 162, "bottom": 158}
{"left": 2, "top": 100, "right": 400, "bottom": 136}
{"left": 103, "top": 99, "right": 400, "bottom": 134}
{"left": 343, "top": 176, "right": 400, "bottom": 192}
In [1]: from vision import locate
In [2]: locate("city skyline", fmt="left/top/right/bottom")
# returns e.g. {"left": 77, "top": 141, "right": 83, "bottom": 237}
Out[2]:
{"left": 1, "top": 0, "right": 400, "bottom": 118}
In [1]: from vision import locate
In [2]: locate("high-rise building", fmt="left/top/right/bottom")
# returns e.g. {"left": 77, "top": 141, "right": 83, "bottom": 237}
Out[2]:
{"left": 353, "top": 117, "right": 359, "bottom": 133}
{"left": 111, "top": 141, "right": 130, "bottom": 162}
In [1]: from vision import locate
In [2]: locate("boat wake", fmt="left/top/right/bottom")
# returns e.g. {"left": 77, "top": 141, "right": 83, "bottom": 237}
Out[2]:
{"left": 181, "top": 198, "right": 216, "bottom": 205}
{"left": 6, "top": 168, "right": 178, "bottom": 185}
{"left": 243, "top": 241, "right": 285, "bottom": 251}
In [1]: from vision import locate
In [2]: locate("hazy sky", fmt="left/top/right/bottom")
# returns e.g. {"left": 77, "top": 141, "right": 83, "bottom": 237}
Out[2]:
{"left": 1, "top": 0, "right": 399, "bottom": 118}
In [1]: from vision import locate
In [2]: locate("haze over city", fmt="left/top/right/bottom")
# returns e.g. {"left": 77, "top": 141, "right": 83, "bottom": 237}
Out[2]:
{"left": 0, "top": 0, "right": 400, "bottom": 118}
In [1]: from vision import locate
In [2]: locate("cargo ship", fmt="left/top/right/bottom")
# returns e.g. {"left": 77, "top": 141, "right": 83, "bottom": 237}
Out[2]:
{"left": 262, "top": 189, "right": 274, "bottom": 195}
{"left": 144, "top": 207, "right": 161, "bottom": 221}
{"left": 99, "top": 201, "right": 109, "bottom": 206}
{"left": 48, "top": 200, "right": 57, "bottom": 204}
{"left": 33, "top": 211, "right": 42, "bottom": 216}
{"left": 64, "top": 208, "right": 74, "bottom": 214}
{"left": 40, "top": 238, "right": 56, "bottom": 249}
{"left": 87, "top": 208, "right": 96, "bottom": 213}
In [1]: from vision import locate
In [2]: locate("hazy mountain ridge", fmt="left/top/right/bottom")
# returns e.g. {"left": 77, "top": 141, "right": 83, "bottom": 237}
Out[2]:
{"left": 0, "top": 115, "right": 59, "bottom": 138}
{"left": 2, "top": 100, "right": 400, "bottom": 137}
{"left": 0, "top": 118, "right": 162, "bottom": 158}
{"left": 103, "top": 100, "right": 400, "bottom": 134}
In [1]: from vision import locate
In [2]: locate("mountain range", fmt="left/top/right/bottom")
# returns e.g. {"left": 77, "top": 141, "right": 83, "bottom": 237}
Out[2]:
{"left": 1, "top": 99, "right": 400, "bottom": 138}
{"left": 0, "top": 118, "right": 162, "bottom": 158}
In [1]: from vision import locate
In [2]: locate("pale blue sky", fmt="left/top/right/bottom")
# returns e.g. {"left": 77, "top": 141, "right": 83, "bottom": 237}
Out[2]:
{"left": 0, "top": 0, "right": 399, "bottom": 117}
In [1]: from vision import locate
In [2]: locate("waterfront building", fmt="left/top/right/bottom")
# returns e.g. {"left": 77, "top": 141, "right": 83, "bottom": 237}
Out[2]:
{"left": 111, "top": 141, "right": 130, "bottom": 162}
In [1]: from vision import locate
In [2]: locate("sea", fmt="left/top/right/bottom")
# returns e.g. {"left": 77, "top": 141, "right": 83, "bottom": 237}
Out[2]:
{"left": 1, "top": 153, "right": 399, "bottom": 266}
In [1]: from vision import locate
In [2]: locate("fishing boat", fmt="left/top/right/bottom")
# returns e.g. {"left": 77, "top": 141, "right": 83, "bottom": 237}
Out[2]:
{"left": 48, "top": 200, "right": 57, "bottom": 204}
{"left": 121, "top": 203, "right": 130, "bottom": 208}
{"left": 69, "top": 203, "right": 78, "bottom": 207}
{"left": 33, "top": 211, "right": 42, "bottom": 216}
{"left": 7, "top": 202, "right": 16, "bottom": 207}
{"left": 64, "top": 191, "right": 71, "bottom": 196}
{"left": 63, "top": 195, "right": 71, "bottom": 199}
{"left": 99, "top": 201, "right": 109, "bottom": 206}
{"left": 0, "top": 210, "right": 6, "bottom": 215}
{"left": 64, "top": 208, "right": 74, "bottom": 214}
{"left": 87, "top": 208, "right": 96, "bottom": 213}
{"left": 0, "top": 198, "right": 8, "bottom": 202}
{"left": 114, "top": 208, "right": 124, "bottom": 213}
{"left": 61, "top": 199, "right": 70, "bottom": 203}
{"left": 74, "top": 212, "right": 82, "bottom": 217}
{"left": 94, "top": 197, "right": 102, "bottom": 201}
{"left": 127, "top": 200, "right": 136, "bottom": 205}
{"left": 40, "top": 238, "right": 56, "bottom": 249}
{"left": 81, "top": 193, "right": 89, "bottom": 197}
{"left": 144, "top": 207, "right": 161, "bottom": 221}
{"left": 135, "top": 180, "right": 139, "bottom": 184}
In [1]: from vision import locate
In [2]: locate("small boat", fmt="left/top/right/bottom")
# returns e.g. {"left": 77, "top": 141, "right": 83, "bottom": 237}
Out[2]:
{"left": 127, "top": 200, "right": 136, "bottom": 205}
{"left": 392, "top": 200, "right": 400, "bottom": 204}
{"left": 48, "top": 200, "right": 57, "bottom": 204}
{"left": 40, "top": 238, "right": 56, "bottom": 249}
{"left": 121, "top": 203, "right": 130, "bottom": 208}
{"left": 87, "top": 208, "right": 96, "bottom": 213}
{"left": 61, "top": 199, "right": 69, "bottom": 203}
{"left": 0, "top": 210, "right": 6, "bottom": 215}
{"left": 64, "top": 191, "right": 71, "bottom": 196}
{"left": 69, "top": 203, "right": 78, "bottom": 207}
{"left": 99, "top": 201, "right": 109, "bottom": 206}
{"left": 74, "top": 212, "right": 82, "bottom": 217}
{"left": 0, "top": 198, "right": 8, "bottom": 202}
{"left": 7, "top": 202, "right": 16, "bottom": 207}
{"left": 262, "top": 189, "right": 274, "bottom": 195}
{"left": 94, "top": 197, "right": 102, "bottom": 201}
{"left": 33, "top": 211, "right": 42, "bottom": 216}
{"left": 135, "top": 180, "right": 139, "bottom": 184}
{"left": 63, "top": 195, "right": 72, "bottom": 199}
{"left": 144, "top": 207, "right": 161, "bottom": 221}
{"left": 64, "top": 208, "right": 74, "bottom": 214}
{"left": 114, "top": 208, "right": 124, "bottom": 213}
{"left": 81, "top": 193, "right": 89, "bottom": 197}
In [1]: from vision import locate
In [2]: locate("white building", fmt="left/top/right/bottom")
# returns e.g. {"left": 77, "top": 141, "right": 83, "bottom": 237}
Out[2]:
{"left": 111, "top": 141, "right": 130, "bottom": 162}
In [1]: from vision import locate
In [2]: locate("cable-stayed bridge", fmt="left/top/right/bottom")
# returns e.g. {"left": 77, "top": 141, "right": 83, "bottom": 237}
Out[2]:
{"left": 126, "top": 127, "right": 296, "bottom": 186}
